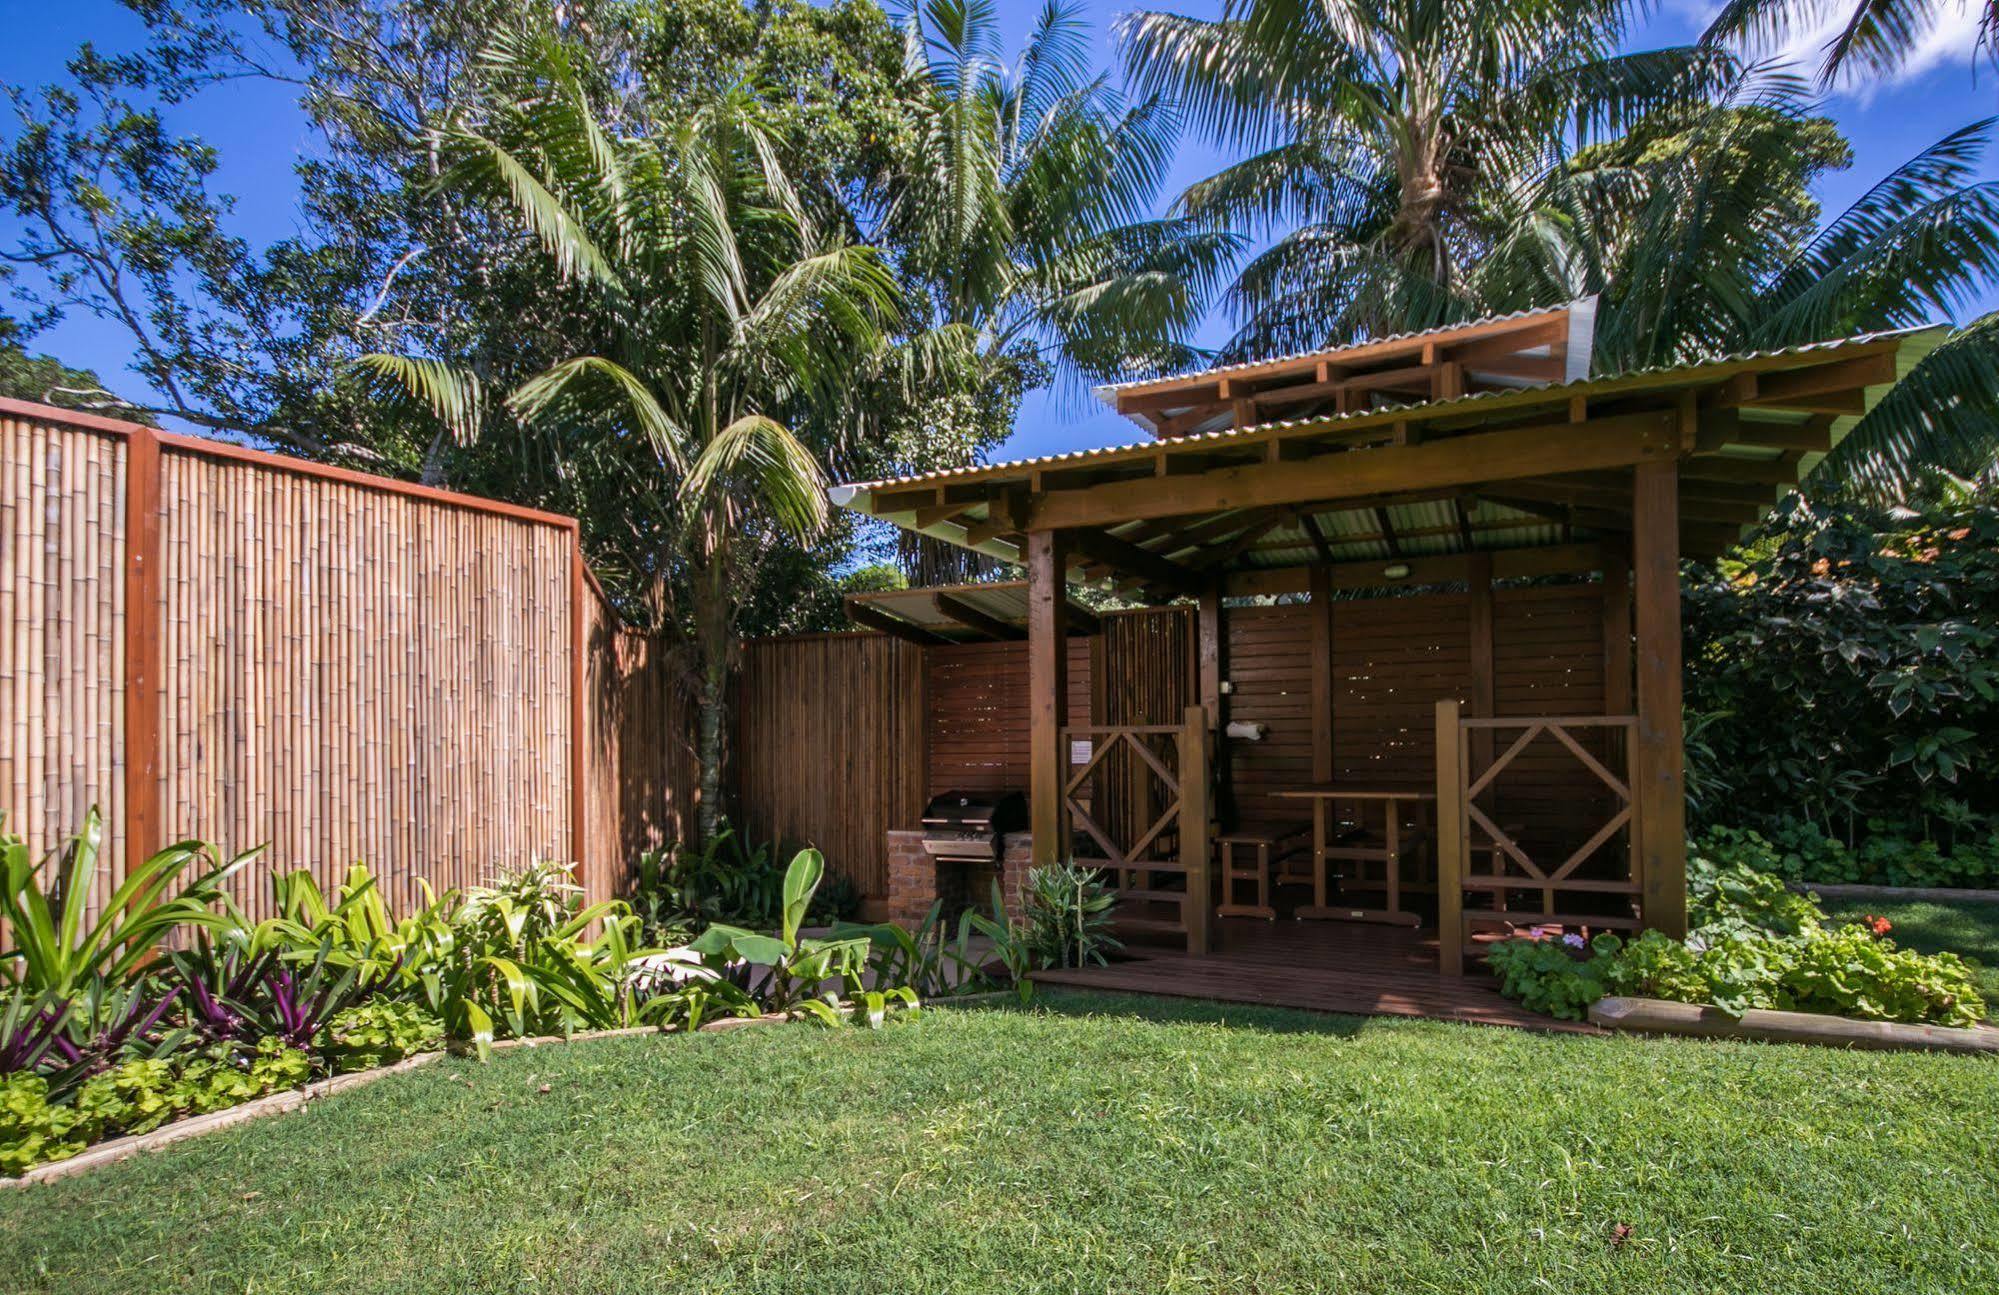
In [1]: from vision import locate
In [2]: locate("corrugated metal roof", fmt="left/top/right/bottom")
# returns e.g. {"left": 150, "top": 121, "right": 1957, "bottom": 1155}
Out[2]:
{"left": 833, "top": 326, "right": 1937, "bottom": 502}
{"left": 1089, "top": 301, "right": 1584, "bottom": 396}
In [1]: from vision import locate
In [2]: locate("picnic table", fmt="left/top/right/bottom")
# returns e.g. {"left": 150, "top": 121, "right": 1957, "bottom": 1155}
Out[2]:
{"left": 1274, "top": 784, "right": 1436, "bottom": 925}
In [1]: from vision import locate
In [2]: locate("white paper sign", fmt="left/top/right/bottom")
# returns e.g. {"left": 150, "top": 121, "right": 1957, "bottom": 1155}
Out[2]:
{"left": 1069, "top": 739, "right": 1092, "bottom": 764}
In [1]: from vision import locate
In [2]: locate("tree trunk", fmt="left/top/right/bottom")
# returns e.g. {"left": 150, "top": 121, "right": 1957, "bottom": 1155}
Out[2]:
{"left": 691, "top": 560, "right": 732, "bottom": 846}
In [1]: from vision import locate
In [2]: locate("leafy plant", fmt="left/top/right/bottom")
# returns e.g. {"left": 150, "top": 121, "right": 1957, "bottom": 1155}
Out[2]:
{"left": 1, "top": 808, "right": 251, "bottom": 998}
{"left": 838, "top": 901, "right": 990, "bottom": 999}
{"left": 320, "top": 1001, "right": 443, "bottom": 1072}
{"left": 966, "top": 879, "right": 1037, "bottom": 1001}
{"left": 686, "top": 849, "right": 872, "bottom": 1015}
{"left": 1017, "top": 863, "right": 1122, "bottom": 971}
{"left": 1685, "top": 499, "right": 1999, "bottom": 842}
{"left": 1485, "top": 937, "right": 1611, "bottom": 1021}
{"left": 0, "top": 1072, "right": 93, "bottom": 1176}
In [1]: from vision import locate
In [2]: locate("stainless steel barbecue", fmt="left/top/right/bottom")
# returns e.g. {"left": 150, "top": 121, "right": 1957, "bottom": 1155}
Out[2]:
{"left": 918, "top": 790, "right": 1027, "bottom": 862}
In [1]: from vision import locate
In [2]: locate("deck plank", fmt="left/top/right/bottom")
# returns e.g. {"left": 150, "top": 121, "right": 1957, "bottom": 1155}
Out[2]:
{"left": 1030, "top": 918, "right": 1600, "bottom": 1035}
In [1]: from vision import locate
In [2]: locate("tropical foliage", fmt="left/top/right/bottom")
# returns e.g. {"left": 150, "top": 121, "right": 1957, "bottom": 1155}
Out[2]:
{"left": 1487, "top": 847, "right": 1989, "bottom": 1025}
{"left": 1120, "top": 0, "right": 1726, "bottom": 354}
{"left": 1684, "top": 491, "right": 1999, "bottom": 845}
{"left": 1, "top": 811, "right": 922, "bottom": 1177}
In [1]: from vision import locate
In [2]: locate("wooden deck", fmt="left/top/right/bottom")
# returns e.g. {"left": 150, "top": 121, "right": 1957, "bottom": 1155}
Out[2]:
{"left": 1031, "top": 918, "right": 1602, "bottom": 1034}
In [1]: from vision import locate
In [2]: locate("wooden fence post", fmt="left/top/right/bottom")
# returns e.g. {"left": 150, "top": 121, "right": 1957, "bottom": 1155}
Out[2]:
{"left": 1177, "top": 704, "right": 1211, "bottom": 955}
{"left": 1434, "top": 699, "right": 1465, "bottom": 977}
{"left": 122, "top": 426, "right": 163, "bottom": 879}
{"left": 568, "top": 530, "right": 588, "bottom": 894}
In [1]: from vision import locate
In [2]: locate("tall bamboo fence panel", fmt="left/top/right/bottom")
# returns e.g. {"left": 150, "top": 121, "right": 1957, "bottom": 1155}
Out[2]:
{"left": 0, "top": 413, "right": 126, "bottom": 915}
{"left": 0, "top": 400, "right": 592, "bottom": 923}
{"left": 152, "top": 448, "right": 574, "bottom": 919}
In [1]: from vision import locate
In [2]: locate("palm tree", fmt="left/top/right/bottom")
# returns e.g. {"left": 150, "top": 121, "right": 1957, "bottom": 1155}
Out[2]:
{"left": 855, "top": 0, "right": 1237, "bottom": 581}
{"left": 1419, "top": 69, "right": 1999, "bottom": 498}
{"left": 1118, "top": 0, "right": 1726, "bottom": 357}
{"left": 367, "top": 32, "right": 900, "bottom": 842}
{"left": 884, "top": 0, "right": 1236, "bottom": 386}
{"left": 1703, "top": 0, "right": 1998, "bottom": 89}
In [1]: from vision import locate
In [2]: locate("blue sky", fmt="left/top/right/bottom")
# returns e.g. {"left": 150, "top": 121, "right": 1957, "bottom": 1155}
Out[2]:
{"left": 2, "top": 0, "right": 1992, "bottom": 463}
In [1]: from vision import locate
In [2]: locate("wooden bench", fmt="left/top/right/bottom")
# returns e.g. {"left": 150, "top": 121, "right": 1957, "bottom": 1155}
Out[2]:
{"left": 1214, "top": 822, "right": 1312, "bottom": 920}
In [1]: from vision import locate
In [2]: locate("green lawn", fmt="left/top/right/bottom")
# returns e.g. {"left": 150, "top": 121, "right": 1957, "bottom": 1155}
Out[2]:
{"left": 5, "top": 992, "right": 1995, "bottom": 1295}
{"left": 1819, "top": 895, "right": 1999, "bottom": 1003}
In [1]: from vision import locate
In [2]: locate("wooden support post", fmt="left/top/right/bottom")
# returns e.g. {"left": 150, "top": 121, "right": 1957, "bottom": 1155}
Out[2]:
{"left": 122, "top": 426, "right": 164, "bottom": 877}
{"left": 1466, "top": 552, "right": 1495, "bottom": 779}
{"left": 1197, "top": 577, "right": 1230, "bottom": 829}
{"left": 1177, "top": 704, "right": 1212, "bottom": 954}
{"left": 1027, "top": 531, "right": 1070, "bottom": 867}
{"left": 1633, "top": 460, "right": 1687, "bottom": 937}
{"left": 569, "top": 533, "right": 588, "bottom": 891}
{"left": 1197, "top": 579, "right": 1223, "bottom": 728}
{"left": 1309, "top": 564, "right": 1334, "bottom": 783}
{"left": 1434, "top": 700, "right": 1466, "bottom": 977}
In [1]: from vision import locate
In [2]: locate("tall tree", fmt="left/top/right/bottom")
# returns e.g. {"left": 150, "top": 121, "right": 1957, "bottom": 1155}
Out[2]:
{"left": 863, "top": 0, "right": 1234, "bottom": 581}
{"left": 371, "top": 31, "right": 901, "bottom": 841}
{"left": 1703, "top": 0, "right": 1998, "bottom": 89}
{"left": 1119, "top": 0, "right": 1724, "bottom": 357}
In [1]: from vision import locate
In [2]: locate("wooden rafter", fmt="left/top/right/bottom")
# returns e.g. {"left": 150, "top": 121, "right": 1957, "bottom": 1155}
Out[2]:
{"left": 932, "top": 593, "right": 1025, "bottom": 641}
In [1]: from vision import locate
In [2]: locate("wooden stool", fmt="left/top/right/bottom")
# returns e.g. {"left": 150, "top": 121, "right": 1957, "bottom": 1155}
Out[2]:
{"left": 1215, "top": 822, "right": 1310, "bottom": 920}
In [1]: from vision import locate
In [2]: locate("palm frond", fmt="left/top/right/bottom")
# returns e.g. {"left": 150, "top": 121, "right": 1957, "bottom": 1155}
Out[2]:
{"left": 352, "top": 355, "right": 486, "bottom": 446}
{"left": 683, "top": 414, "right": 830, "bottom": 540}
{"left": 508, "top": 357, "right": 687, "bottom": 468}
{"left": 1812, "top": 313, "right": 1999, "bottom": 499}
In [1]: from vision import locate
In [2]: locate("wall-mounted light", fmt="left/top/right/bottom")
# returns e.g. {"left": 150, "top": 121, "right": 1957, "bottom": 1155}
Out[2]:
{"left": 1383, "top": 562, "right": 1411, "bottom": 580}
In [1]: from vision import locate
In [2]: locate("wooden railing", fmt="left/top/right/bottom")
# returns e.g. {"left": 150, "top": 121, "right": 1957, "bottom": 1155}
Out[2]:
{"left": 1435, "top": 700, "right": 1641, "bottom": 975}
{"left": 1061, "top": 705, "right": 1210, "bottom": 953}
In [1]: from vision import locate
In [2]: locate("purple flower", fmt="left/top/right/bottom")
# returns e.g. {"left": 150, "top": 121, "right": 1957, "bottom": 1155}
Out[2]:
{"left": 1562, "top": 933, "right": 1586, "bottom": 949}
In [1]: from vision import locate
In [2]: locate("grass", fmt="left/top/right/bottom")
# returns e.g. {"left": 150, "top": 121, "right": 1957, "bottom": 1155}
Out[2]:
{"left": 1818, "top": 894, "right": 1999, "bottom": 1003}
{"left": 4, "top": 992, "right": 1995, "bottom": 1295}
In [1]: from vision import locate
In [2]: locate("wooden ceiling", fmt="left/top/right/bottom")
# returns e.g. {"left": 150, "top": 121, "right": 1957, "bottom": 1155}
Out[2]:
{"left": 835, "top": 327, "right": 1940, "bottom": 604}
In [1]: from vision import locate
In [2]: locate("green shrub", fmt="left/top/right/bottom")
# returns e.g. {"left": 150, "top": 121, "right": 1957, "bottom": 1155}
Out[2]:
{"left": 1697, "top": 819, "right": 1999, "bottom": 890}
{"left": 321, "top": 1001, "right": 444, "bottom": 1072}
{"left": 1688, "top": 839, "right": 1823, "bottom": 938}
{"left": 1684, "top": 498, "right": 1999, "bottom": 841}
{"left": 1018, "top": 863, "right": 1122, "bottom": 970}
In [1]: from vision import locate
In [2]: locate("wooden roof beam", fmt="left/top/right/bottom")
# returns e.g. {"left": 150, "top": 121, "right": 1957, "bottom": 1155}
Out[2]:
{"left": 1024, "top": 408, "right": 1680, "bottom": 531}
{"left": 1067, "top": 526, "right": 1203, "bottom": 596}
{"left": 1298, "top": 510, "right": 1336, "bottom": 565}
{"left": 933, "top": 593, "right": 1026, "bottom": 642}
{"left": 847, "top": 600, "right": 951, "bottom": 645}
{"left": 1374, "top": 506, "right": 1403, "bottom": 558}
{"left": 1225, "top": 541, "right": 1612, "bottom": 597}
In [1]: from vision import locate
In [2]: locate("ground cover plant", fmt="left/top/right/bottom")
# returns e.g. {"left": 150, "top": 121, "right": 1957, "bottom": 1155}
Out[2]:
{"left": 1819, "top": 896, "right": 1999, "bottom": 1004}
{"left": 1486, "top": 845, "right": 1990, "bottom": 1024}
{"left": 2, "top": 991, "right": 1994, "bottom": 1295}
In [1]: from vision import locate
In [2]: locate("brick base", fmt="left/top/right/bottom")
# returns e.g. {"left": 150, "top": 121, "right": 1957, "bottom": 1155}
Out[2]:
{"left": 886, "top": 830, "right": 1033, "bottom": 928}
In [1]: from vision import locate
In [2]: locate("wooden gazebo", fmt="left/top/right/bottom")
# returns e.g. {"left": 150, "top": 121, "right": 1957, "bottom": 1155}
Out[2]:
{"left": 833, "top": 305, "right": 1940, "bottom": 991}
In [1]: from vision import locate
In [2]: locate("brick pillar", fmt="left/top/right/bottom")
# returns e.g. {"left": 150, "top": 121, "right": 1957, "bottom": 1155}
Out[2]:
{"left": 886, "top": 830, "right": 938, "bottom": 927}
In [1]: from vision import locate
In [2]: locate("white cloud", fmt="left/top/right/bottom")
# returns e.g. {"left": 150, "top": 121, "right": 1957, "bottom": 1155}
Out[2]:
{"left": 1666, "top": 0, "right": 1984, "bottom": 102}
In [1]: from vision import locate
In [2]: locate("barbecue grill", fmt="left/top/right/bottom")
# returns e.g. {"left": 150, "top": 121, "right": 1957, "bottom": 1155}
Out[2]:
{"left": 918, "top": 790, "right": 1027, "bottom": 862}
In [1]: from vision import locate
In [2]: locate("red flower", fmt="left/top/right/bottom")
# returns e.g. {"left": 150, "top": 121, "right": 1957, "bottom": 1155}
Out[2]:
{"left": 1866, "top": 915, "right": 1893, "bottom": 937}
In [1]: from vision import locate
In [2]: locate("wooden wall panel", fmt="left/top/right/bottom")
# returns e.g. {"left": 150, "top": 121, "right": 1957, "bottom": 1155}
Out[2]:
{"left": 153, "top": 448, "right": 573, "bottom": 919}
{"left": 0, "top": 415, "right": 125, "bottom": 891}
{"left": 588, "top": 618, "right": 699, "bottom": 889}
{"left": 925, "top": 636, "right": 1091, "bottom": 798}
{"left": 1492, "top": 583, "right": 1618, "bottom": 867}
{"left": 737, "top": 633, "right": 929, "bottom": 903}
